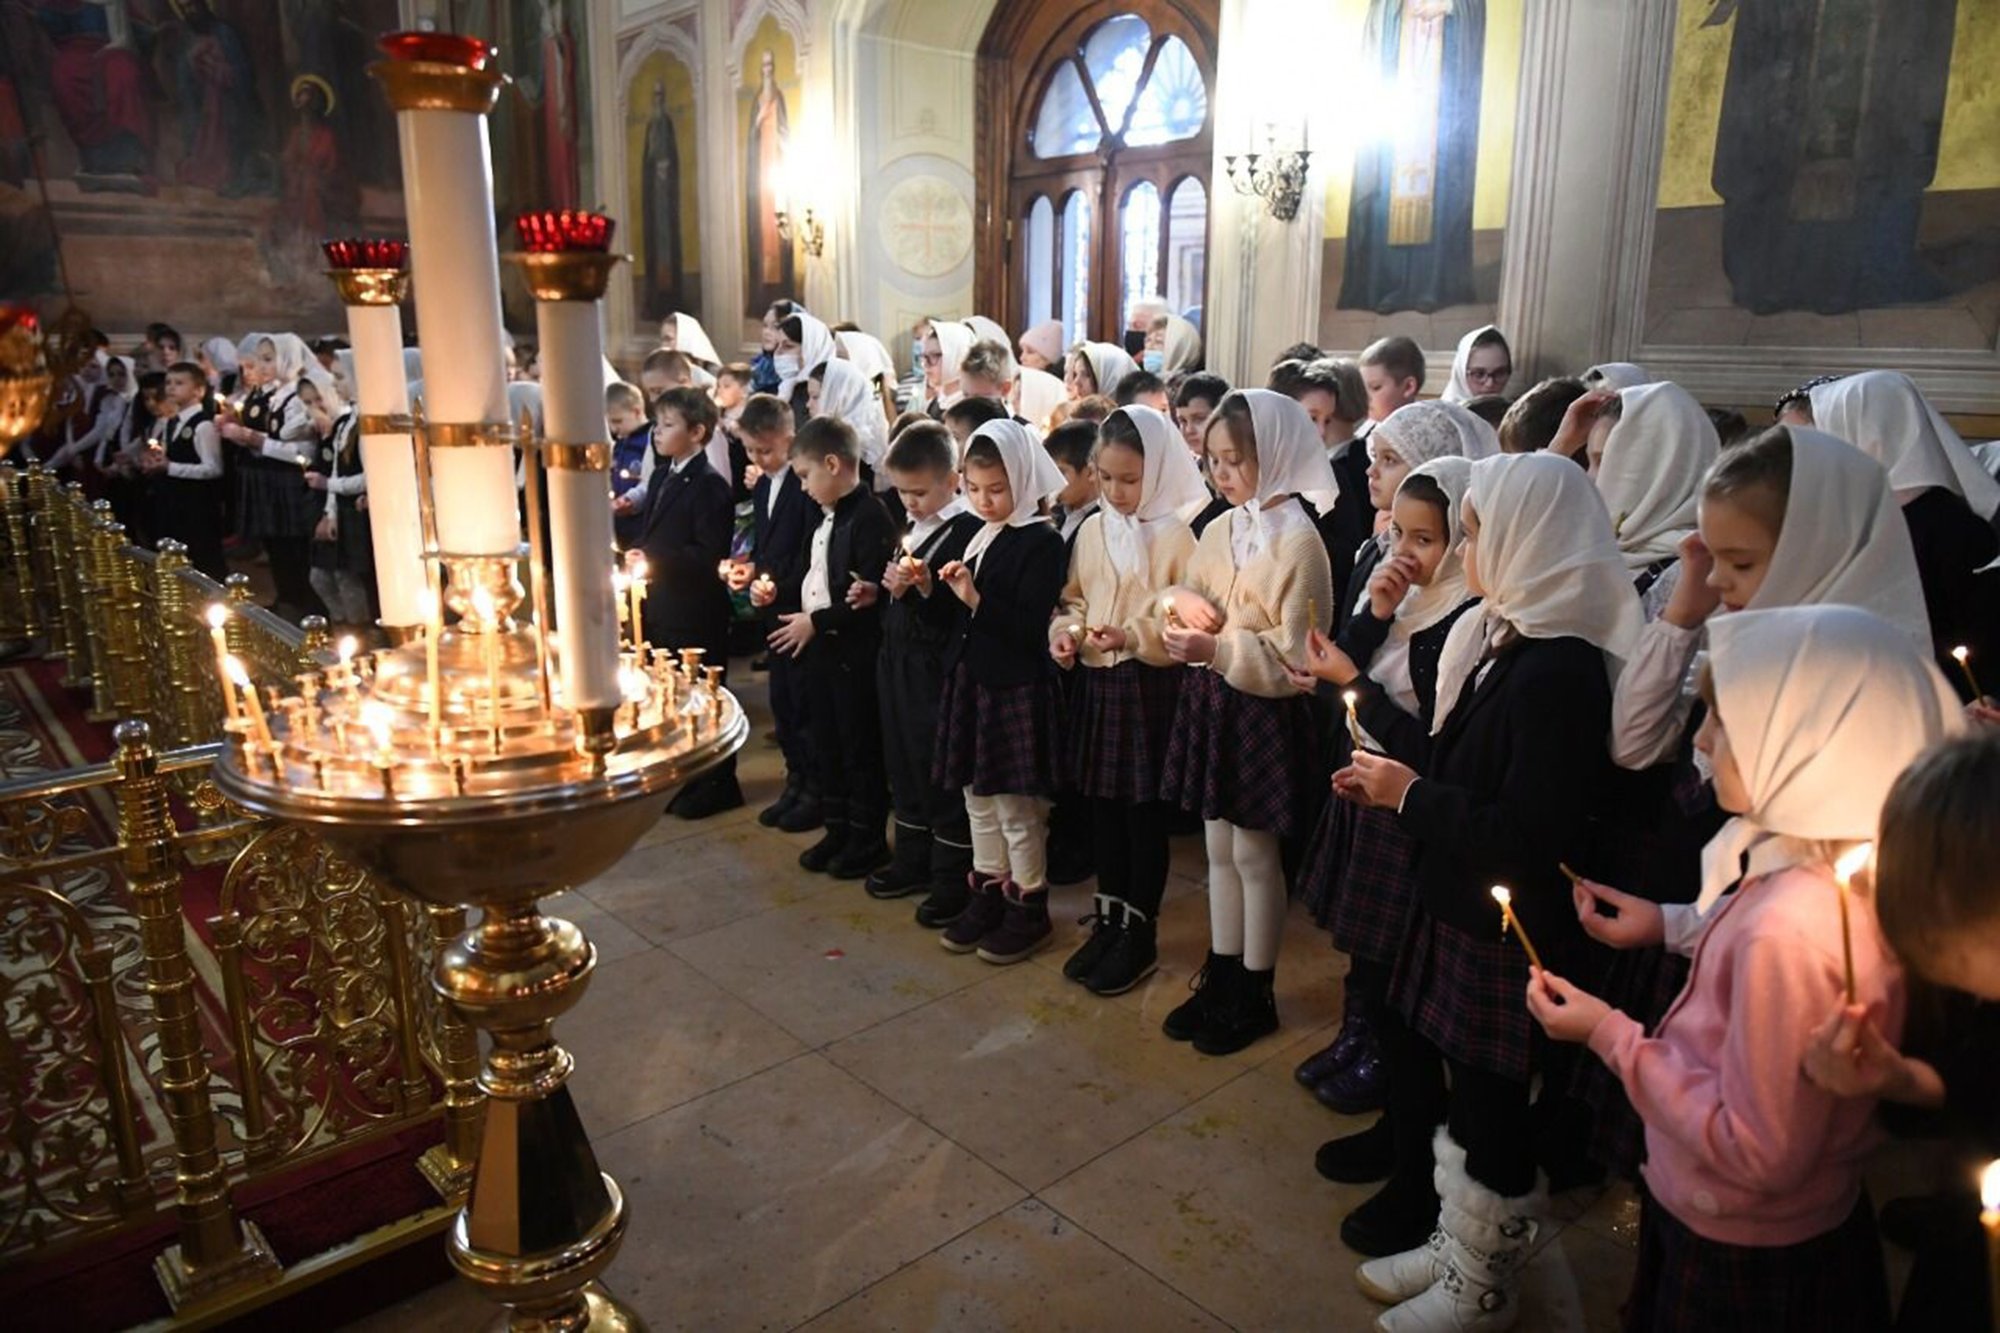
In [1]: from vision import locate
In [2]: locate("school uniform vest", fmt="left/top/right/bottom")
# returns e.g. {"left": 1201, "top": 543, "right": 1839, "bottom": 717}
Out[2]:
{"left": 883, "top": 512, "right": 980, "bottom": 659}
{"left": 156, "top": 407, "right": 224, "bottom": 553}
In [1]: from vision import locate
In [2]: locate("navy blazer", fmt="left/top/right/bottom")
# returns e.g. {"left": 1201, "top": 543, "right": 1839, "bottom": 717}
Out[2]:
{"left": 638, "top": 449, "right": 734, "bottom": 648}
{"left": 751, "top": 465, "right": 819, "bottom": 617}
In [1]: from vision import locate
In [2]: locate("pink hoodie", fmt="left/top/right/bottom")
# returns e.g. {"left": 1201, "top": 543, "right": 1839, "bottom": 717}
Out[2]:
{"left": 1588, "top": 863, "right": 1905, "bottom": 1247}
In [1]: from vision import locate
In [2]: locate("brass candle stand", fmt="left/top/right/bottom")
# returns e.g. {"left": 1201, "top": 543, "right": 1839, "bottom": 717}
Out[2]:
{"left": 216, "top": 497, "right": 744, "bottom": 1330}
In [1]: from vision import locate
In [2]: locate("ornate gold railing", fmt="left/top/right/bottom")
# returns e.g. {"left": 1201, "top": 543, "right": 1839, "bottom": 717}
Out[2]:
{"left": 0, "top": 466, "right": 485, "bottom": 1320}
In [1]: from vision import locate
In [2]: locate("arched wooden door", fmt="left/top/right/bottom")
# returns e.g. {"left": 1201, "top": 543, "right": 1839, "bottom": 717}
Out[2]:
{"left": 977, "top": 1, "right": 1219, "bottom": 348}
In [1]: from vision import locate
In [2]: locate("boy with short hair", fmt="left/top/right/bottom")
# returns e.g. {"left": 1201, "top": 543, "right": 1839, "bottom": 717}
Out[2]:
{"left": 1114, "top": 369, "right": 1169, "bottom": 412}
{"left": 139, "top": 361, "right": 226, "bottom": 577}
{"left": 640, "top": 386, "right": 742, "bottom": 818}
{"left": 734, "top": 393, "right": 822, "bottom": 831}
{"left": 606, "top": 380, "right": 651, "bottom": 550}
{"left": 867, "top": 422, "right": 983, "bottom": 914}
{"left": 774, "top": 417, "right": 897, "bottom": 877}
{"left": 1043, "top": 420, "right": 1100, "bottom": 548}
{"left": 959, "top": 341, "right": 1015, "bottom": 404}
{"left": 1307, "top": 354, "right": 1381, "bottom": 623}
{"left": 1356, "top": 335, "right": 1425, "bottom": 427}
{"left": 942, "top": 395, "right": 1010, "bottom": 450}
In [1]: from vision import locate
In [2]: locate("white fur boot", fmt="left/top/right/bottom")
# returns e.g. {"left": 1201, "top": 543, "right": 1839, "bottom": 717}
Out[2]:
{"left": 1363, "top": 1130, "right": 1543, "bottom": 1333}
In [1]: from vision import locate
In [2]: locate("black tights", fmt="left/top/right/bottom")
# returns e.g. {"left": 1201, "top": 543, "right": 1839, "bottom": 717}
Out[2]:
{"left": 1090, "top": 797, "right": 1174, "bottom": 916}
{"left": 1380, "top": 1003, "right": 1537, "bottom": 1198}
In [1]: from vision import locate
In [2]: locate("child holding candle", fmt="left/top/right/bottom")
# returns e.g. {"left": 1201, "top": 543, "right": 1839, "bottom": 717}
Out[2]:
{"left": 1289, "top": 457, "right": 1478, "bottom": 1170}
{"left": 305, "top": 353, "right": 375, "bottom": 633}
{"left": 932, "top": 419, "right": 1068, "bottom": 963}
{"left": 220, "top": 332, "right": 325, "bottom": 620}
{"left": 868, "top": 421, "right": 981, "bottom": 916}
{"left": 639, "top": 386, "right": 742, "bottom": 819}
{"left": 733, "top": 393, "right": 821, "bottom": 832}
{"left": 1050, "top": 406, "right": 1205, "bottom": 994}
{"left": 139, "top": 362, "right": 228, "bottom": 578}
{"left": 1529, "top": 605, "right": 1962, "bottom": 1333}
{"left": 607, "top": 380, "right": 653, "bottom": 550}
{"left": 771, "top": 416, "right": 897, "bottom": 878}
{"left": 1156, "top": 389, "right": 1334, "bottom": 1054}
{"left": 1327, "top": 452, "right": 1638, "bottom": 1300}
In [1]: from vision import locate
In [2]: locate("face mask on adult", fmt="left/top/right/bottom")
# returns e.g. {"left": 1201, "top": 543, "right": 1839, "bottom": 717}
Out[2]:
{"left": 1141, "top": 350, "right": 1164, "bottom": 374}
{"left": 774, "top": 352, "right": 802, "bottom": 381}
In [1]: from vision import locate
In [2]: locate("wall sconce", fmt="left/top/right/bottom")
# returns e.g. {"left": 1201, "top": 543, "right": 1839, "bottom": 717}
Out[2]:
{"left": 1224, "top": 123, "right": 1311, "bottom": 223}
{"left": 775, "top": 206, "right": 825, "bottom": 258}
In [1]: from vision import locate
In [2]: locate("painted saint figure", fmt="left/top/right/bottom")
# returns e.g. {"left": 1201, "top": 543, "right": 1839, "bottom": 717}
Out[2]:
{"left": 536, "top": 0, "right": 581, "bottom": 211}
{"left": 641, "top": 79, "right": 685, "bottom": 319}
{"left": 1339, "top": 0, "right": 1486, "bottom": 314}
{"left": 744, "top": 48, "right": 794, "bottom": 316}
{"left": 1708, "top": 0, "right": 1958, "bottom": 314}
{"left": 28, "top": 0, "right": 154, "bottom": 185}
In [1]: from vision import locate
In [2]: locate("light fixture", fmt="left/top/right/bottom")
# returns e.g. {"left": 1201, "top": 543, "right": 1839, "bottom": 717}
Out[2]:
{"left": 1224, "top": 122, "right": 1311, "bottom": 223}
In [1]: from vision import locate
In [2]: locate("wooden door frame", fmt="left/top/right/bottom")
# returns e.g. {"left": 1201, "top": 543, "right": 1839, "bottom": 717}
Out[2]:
{"left": 975, "top": 0, "right": 1220, "bottom": 337}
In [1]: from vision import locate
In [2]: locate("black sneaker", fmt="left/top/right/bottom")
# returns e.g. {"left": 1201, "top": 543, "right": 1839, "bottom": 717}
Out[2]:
{"left": 1193, "top": 965, "right": 1278, "bottom": 1055}
{"left": 1083, "top": 906, "right": 1157, "bottom": 996}
{"left": 1163, "top": 952, "right": 1237, "bottom": 1041}
{"left": 975, "top": 884, "right": 1051, "bottom": 965}
{"left": 759, "top": 777, "right": 803, "bottom": 828}
{"left": 865, "top": 824, "right": 933, "bottom": 899}
{"left": 799, "top": 823, "right": 848, "bottom": 873}
{"left": 1061, "top": 894, "right": 1119, "bottom": 982}
{"left": 940, "top": 874, "right": 1004, "bottom": 953}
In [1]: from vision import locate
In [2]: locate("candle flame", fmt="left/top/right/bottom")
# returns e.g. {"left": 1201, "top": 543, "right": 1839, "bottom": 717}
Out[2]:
{"left": 223, "top": 655, "right": 251, "bottom": 688}
{"left": 1835, "top": 842, "right": 1872, "bottom": 886}
{"left": 619, "top": 665, "right": 650, "bottom": 704}
{"left": 471, "top": 586, "right": 497, "bottom": 627}
{"left": 1953, "top": 645, "right": 1971, "bottom": 665}
{"left": 613, "top": 571, "right": 630, "bottom": 594}
{"left": 629, "top": 557, "right": 649, "bottom": 582}
{"left": 361, "top": 701, "right": 394, "bottom": 754}
{"left": 206, "top": 603, "right": 228, "bottom": 630}
{"left": 1343, "top": 690, "right": 1359, "bottom": 709}
{"left": 1983, "top": 1160, "right": 2000, "bottom": 1212}
{"left": 338, "top": 634, "right": 358, "bottom": 664}
{"left": 1490, "top": 885, "right": 1512, "bottom": 907}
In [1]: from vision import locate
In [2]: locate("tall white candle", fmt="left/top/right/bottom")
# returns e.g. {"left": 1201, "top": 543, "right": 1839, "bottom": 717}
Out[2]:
{"left": 394, "top": 104, "right": 517, "bottom": 555}
{"left": 536, "top": 302, "right": 604, "bottom": 442}
{"left": 548, "top": 470, "right": 620, "bottom": 709}
{"left": 342, "top": 302, "right": 426, "bottom": 626}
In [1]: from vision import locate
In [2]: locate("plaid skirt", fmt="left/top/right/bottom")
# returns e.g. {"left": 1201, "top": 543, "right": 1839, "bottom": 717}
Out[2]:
{"left": 238, "top": 460, "right": 321, "bottom": 540}
{"left": 1297, "top": 785, "right": 1352, "bottom": 923}
{"left": 1159, "top": 669, "right": 1319, "bottom": 838}
{"left": 1068, "top": 660, "right": 1184, "bottom": 803}
{"left": 1624, "top": 1184, "right": 1890, "bottom": 1333}
{"left": 933, "top": 661, "right": 1062, "bottom": 798}
{"left": 1574, "top": 945, "right": 1693, "bottom": 1178}
{"left": 1326, "top": 806, "right": 1423, "bottom": 966}
{"left": 1389, "top": 906, "right": 1540, "bottom": 1084}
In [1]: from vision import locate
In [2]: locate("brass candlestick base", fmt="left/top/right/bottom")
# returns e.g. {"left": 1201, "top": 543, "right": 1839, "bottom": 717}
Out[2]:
{"left": 215, "top": 554, "right": 745, "bottom": 1331}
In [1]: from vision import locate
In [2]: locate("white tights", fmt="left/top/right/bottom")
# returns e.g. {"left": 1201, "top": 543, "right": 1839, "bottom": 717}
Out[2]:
{"left": 964, "top": 790, "right": 1051, "bottom": 891}
{"left": 1203, "top": 819, "right": 1285, "bottom": 970}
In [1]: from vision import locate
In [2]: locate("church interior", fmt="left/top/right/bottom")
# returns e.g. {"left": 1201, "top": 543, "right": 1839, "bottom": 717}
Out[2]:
{"left": 2, "top": 1, "right": 1999, "bottom": 1330}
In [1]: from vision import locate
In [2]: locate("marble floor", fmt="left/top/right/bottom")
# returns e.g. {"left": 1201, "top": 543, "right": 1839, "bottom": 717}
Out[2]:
{"left": 355, "top": 669, "right": 1641, "bottom": 1333}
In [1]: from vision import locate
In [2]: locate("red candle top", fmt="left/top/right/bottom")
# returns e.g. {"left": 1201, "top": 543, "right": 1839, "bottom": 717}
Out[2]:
{"left": 0, "top": 304, "right": 38, "bottom": 337}
{"left": 517, "top": 210, "right": 616, "bottom": 254}
{"left": 322, "top": 238, "right": 411, "bottom": 270}
{"left": 378, "top": 31, "right": 495, "bottom": 69}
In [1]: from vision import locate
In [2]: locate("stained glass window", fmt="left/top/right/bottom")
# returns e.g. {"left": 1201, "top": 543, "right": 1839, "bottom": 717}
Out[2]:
{"left": 1031, "top": 17, "right": 1208, "bottom": 160}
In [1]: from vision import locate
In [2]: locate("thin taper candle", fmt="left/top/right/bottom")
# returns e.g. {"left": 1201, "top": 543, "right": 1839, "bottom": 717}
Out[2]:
{"left": 225, "top": 657, "right": 274, "bottom": 749}
{"left": 206, "top": 604, "right": 239, "bottom": 722}
{"left": 1834, "top": 842, "right": 1871, "bottom": 1005}
{"left": 1979, "top": 1160, "right": 2000, "bottom": 1333}
{"left": 1953, "top": 645, "right": 1984, "bottom": 701}
{"left": 1490, "top": 886, "right": 1545, "bottom": 972}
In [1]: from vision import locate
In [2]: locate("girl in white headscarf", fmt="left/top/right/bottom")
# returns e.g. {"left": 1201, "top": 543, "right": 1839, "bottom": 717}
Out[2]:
{"left": 1442, "top": 325, "right": 1512, "bottom": 404}
{"left": 810, "top": 356, "right": 888, "bottom": 472}
{"left": 659, "top": 312, "right": 722, "bottom": 368}
{"left": 933, "top": 419, "right": 1070, "bottom": 964}
{"left": 835, "top": 329, "right": 900, "bottom": 423}
{"left": 921, "top": 317, "right": 973, "bottom": 415}
{"left": 220, "top": 332, "right": 326, "bottom": 617}
{"left": 1156, "top": 389, "right": 1335, "bottom": 1055}
{"left": 1330, "top": 451, "right": 1638, "bottom": 1327}
{"left": 53, "top": 354, "right": 137, "bottom": 472}
{"left": 306, "top": 349, "right": 373, "bottom": 630}
{"left": 1343, "top": 400, "right": 1498, "bottom": 621}
{"left": 774, "top": 309, "right": 837, "bottom": 409}
{"left": 1143, "top": 312, "right": 1203, "bottom": 378}
{"left": 1582, "top": 361, "right": 1649, "bottom": 391}
{"left": 1807, "top": 369, "right": 2000, "bottom": 674}
{"left": 1532, "top": 605, "right": 1959, "bottom": 1333}
{"left": 1289, "top": 457, "right": 1480, "bottom": 1128}
{"left": 1065, "top": 342, "right": 1137, "bottom": 403}
{"left": 962, "top": 315, "right": 1009, "bottom": 349}
{"left": 1049, "top": 406, "right": 1208, "bottom": 994}
{"left": 1593, "top": 381, "right": 1721, "bottom": 617}
{"left": 199, "top": 337, "right": 240, "bottom": 395}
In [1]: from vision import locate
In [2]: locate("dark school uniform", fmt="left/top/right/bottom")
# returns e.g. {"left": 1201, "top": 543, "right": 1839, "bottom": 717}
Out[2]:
{"left": 1901, "top": 486, "right": 2000, "bottom": 688}
{"left": 1046, "top": 501, "right": 1102, "bottom": 878}
{"left": 1319, "top": 439, "right": 1374, "bottom": 630}
{"left": 638, "top": 450, "right": 735, "bottom": 673}
{"left": 610, "top": 425, "right": 652, "bottom": 550}
{"left": 151, "top": 404, "right": 227, "bottom": 578}
{"left": 798, "top": 485, "right": 898, "bottom": 831}
{"left": 752, "top": 462, "right": 821, "bottom": 785}
{"left": 880, "top": 510, "right": 981, "bottom": 855}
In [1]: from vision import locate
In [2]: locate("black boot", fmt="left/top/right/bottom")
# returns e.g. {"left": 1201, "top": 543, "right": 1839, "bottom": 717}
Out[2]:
{"left": 1083, "top": 901, "right": 1157, "bottom": 996}
{"left": 672, "top": 768, "right": 745, "bottom": 821}
{"left": 976, "top": 881, "right": 1052, "bottom": 964}
{"left": 799, "top": 800, "right": 849, "bottom": 873}
{"left": 1062, "top": 893, "right": 1120, "bottom": 982}
{"left": 915, "top": 835, "right": 973, "bottom": 927}
{"left": 1163, "top": 952, "right": 1239, "bottom": 1042}
{"left": 778, "top": 784, "right": 825, "bottom": 834}
{"left": 830, "top": 811, "right": 893, "bottom": 881}
{"left": 1294, "top": 975, "right": 1379, "bottom": 1087}
{"left": 940, "top": 873, "right": 1005, "bottom": 953}
{"left": 759, "top": 773, "right": 804, "bottom": 828}
{"left": 1339, "top": 1169, "right": 1441, "bottom": 1258}
{"left": 866, "top": 822, "right": 933, "bottom": 899}
{"left": 1315, "top": 1116, "right": 1395, "bottom": 1183}
{"left": 1194, "top": 963, "right": 1278, "bottom": 1055}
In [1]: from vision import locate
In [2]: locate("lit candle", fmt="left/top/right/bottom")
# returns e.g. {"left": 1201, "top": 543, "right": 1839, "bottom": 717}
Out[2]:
{"left": 373, "top": 36, "right": 519, "bottom": 557}
{"left": 752, "top": 572, "right": 775, "bottom": 601}
{"left": 1834, "top": 842, "right": 1871, "bottom": 1005}
{"left": 612, "top": 571, "right": 631, "bottom": 640}
{"left": 206, "top": 604, "right": 239, "bottom": 721}
{"left": 362, "top": 700, "right": 397, "bottom": 796}
{"left": 225, "top": 656, "right": 274, "bottom": 749}
{"left": 1160, "top": 593, "right": 1182, "bottom": 629}
{"left": 425, "top": 588, "right": 443, "bottom": 739}
{"left": 1489, "top": 886, "right": 1545, "bottom": 972}
{"left": 717, "top": 559, "right": 735, "bottom": 583}
{"left": 900, "top": 537, "right": 921, "bottom": 575}
{"left": 473, "top": 586, "right": 504, "bottom": 741}
{"left": 1953, "top": 645, "right": 1985, "bottom": 701}
{"left": 1980, "top": 1161, "right": 2000, "bottom": 1333}
{"left": 1343, "top": 689, "right": 1364, "bottom": 748}
{"left": 626, "top": 555, "right": 648, "bottom": 648}
{"left": 337, "top": 635, "right": 361, "bottom": 708}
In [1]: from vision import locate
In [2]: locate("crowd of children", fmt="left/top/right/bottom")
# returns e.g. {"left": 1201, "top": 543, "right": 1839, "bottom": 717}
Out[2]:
{"left": 34, "top": 301, "right": 2000, "bottom": 1332}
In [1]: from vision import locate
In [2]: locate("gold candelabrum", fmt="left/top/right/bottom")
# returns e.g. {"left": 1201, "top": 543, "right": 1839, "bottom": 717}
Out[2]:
{"left": 211, "top": 30, "right": 744, "bottom": 1332}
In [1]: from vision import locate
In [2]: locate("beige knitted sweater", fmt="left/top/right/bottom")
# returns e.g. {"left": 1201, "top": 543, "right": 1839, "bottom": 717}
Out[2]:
{"left": 1050, "top": 511, "right": 1198, "bottom": 669}
{"left": 1168, "top": 516, "right": 1333, "bottom": 699}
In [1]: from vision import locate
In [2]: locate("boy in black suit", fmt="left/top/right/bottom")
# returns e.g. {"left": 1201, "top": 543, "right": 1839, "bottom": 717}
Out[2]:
{"left": 732, "top": 393, "right": 821, "bottom": 832}
{"left": 640, "top": 386, "right": 743, "bottom": 818}
{"left": 771, "top": 417, "right": 896, "bottom": 878}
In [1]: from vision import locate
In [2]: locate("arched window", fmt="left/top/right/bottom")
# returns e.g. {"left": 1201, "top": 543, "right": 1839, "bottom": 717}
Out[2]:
{"left": 978, "top": 2, "right": 1218, "bottom": 349}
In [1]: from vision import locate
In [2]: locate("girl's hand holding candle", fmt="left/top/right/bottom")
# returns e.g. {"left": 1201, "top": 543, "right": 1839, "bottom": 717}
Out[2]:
{"left": 1162, "top": 622, "right": 1215, "bottom": 666}
{"left": 1051, "top": 623, "right": 1082, "bottom": 668}
{"left": 937, "top": 560, "right": 977, "bottom": 611}
{"left": 846, "top": 578, "right": 879, "bottom": 610}
{"left": 1330, "top": 749, "right": 1418, "bottom": 810}
{"left": 749, "top": 572, "right": 776, "bottom": 608}
{"left": 1569, "top": 873, "right": 1666, "bottom": 949}
{"left": 1163, "top": 588, "right": 1223, "bottom": 633}
{"left": 1085, "top": 624, "right": 1127, "bottom": 653}
{"left": 1524, "top": 966, "right": 1612, "bottom": 1045}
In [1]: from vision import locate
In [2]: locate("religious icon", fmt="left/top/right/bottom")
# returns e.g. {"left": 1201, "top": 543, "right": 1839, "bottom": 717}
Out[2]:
{"left": 641, "top": 80, "right": 685, "bottom": 317}
{"left": 741, "top": 28, "right": 797, "bottom": 317}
